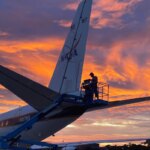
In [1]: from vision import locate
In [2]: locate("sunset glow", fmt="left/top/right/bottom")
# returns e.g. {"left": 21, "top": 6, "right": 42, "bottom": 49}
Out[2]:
{"left": 0, "top": 0, "right": 150, "bottom": 143}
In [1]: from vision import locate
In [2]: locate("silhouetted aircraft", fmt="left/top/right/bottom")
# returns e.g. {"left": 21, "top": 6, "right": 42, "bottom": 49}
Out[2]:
{"left": 0, "top": 0, "right": 150, "bottom": 149}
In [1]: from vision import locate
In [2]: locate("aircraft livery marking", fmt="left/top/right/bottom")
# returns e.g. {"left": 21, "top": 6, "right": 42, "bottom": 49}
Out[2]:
{"left": 0, "top": 107, "right": 86, "bottom": 128}
{"left": 61, "top": 34, "right": 82, "bottom": 62}
{"left": 82, "top": 17, "right": 88, "bottom": 23}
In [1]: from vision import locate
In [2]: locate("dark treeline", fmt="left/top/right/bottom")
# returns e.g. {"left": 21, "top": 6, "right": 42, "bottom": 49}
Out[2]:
{"left": 104, "top": 143, "right": 150, "bottom": 150}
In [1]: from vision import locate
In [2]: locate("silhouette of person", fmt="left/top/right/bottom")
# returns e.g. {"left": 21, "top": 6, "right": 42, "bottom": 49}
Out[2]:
{"left": 89, "top": 72, "right": 99, "bottom": 99}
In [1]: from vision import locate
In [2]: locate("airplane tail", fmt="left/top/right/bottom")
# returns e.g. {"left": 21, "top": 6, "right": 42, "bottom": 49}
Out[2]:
{"left": 49, "top": 0, "right": 92, "bottom": 94}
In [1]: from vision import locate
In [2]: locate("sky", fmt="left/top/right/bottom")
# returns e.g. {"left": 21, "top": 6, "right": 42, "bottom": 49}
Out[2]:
{"left": 0, "top": 0, "right": 150, "bottom": 143}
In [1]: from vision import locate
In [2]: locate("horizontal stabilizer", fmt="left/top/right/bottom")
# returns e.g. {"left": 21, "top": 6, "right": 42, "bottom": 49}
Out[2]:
{"left": 107, "top": 97, "right": 150, "bottom": 108}
{"left": 0, "top": 65, "right": 60, "bottom": 111}
{"left": 88, "top": 97, "right": 150, "bottom": 112}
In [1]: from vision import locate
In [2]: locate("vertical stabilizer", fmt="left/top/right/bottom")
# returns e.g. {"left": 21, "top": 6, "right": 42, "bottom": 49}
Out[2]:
{"left": 49, "top": 0, "right": 92, "bottom": 94}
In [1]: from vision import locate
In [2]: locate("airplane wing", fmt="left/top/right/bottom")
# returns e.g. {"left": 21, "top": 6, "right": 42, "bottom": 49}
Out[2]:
{"left": 0, "top": 65, "right": 60, "bottom": 111}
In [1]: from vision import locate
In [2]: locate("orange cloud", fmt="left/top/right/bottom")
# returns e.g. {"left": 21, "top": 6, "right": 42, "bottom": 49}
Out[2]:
{"left": 54, "top": 20, "right": 72, "bottom": 28}
{"left": 90, "top": 0, "right": 142, "bottom": 28}
{"left": 0, "top": 106, "right": 13, "bottom": 114}
{"left": 0, "top": 85, "right": 6, "bottom": 90}
{"left": 0, "top": 31, "right": 9, "bottom": 37}
{"left": 63, "top": 0, "right": 140, "bottom": 28}
{"left": 0, "top": 99, "right": 26, "bottom": 106}
{"left": 63, "top": 1, "right": 79, "bottom": 11}
{"left": 0, "top": 37, "right": 65, "bottom": 85}
{"left": 1, "top": 53, "right": 56, "bottom": 86}
{"left": 0, "top": 99, "right": 26, "bottom": 113}
{"left": 0, "top": 37, "right": 63, "bottom": 53}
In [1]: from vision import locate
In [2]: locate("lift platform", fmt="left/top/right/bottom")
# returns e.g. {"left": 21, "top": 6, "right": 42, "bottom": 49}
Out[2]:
{"left": 62, "top": 94, "right": 109, "bottom": 106}
{"left": 81, "top": 80, "right": 109, "bottom": 103}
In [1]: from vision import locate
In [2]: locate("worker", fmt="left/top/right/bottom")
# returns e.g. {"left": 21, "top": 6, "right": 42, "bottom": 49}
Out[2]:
{"left": 82, "top": 79, "right": 93, "bottom": 103}
{"left": 89, "top": 72, "right": 99, "bottom": 99}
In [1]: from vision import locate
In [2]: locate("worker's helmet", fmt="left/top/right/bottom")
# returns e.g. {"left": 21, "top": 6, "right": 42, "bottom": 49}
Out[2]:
{"left": 89, "top": 72, "right": 94, "bottom": 76}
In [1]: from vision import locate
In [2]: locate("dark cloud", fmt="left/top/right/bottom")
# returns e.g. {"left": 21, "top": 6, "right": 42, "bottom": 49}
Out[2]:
{"left": 86, "top": 48, "right": 108, "bottom": 66}
{"left": 108, "top": 80, "right": 136, "bottom": 90}
{"left": 0, "top": 0, "right": 75, "bottom": 40}
{"left": 121, "top": 49, "right": 150, "bottom": 67}
{"left": 0, "top": 0, "right": 149, "bottom": 47}
{"left": 88, "top": 21, "right": 150, "bottom": 49}
{"left": 88, "top": 0, "right": 150, "bottom": 48}
{"left": 132, "top": 0, "right": 150, "bottom": 23}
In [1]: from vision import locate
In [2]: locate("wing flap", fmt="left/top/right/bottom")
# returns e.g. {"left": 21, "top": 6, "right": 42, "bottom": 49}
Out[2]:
{"left": 0, "top": 65, "right": 60, "bottom": 111}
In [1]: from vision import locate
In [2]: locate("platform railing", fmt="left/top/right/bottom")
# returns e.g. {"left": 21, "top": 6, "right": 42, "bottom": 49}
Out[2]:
{"left": 97, "top": 82, "right": 109, "bottom": 101}
{"left": 81, "top": 81, "right": 109, "bottom": 101}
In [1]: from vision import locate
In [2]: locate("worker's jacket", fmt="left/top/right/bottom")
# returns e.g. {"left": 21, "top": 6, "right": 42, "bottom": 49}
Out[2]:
{"left": 91, "top": 76, "right": 98, "bottom": 89}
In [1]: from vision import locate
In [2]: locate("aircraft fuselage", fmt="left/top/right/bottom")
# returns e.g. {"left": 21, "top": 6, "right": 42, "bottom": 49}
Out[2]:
{"left": 0, "top": 102, "right": 86, "bottom": 141}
